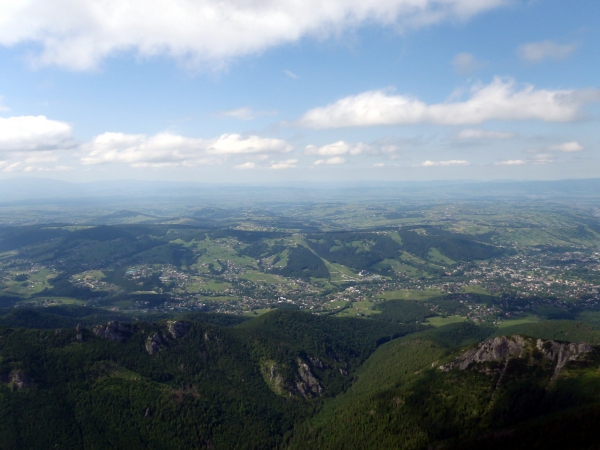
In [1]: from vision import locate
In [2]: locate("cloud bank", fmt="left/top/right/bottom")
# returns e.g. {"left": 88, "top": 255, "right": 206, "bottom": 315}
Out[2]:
{"left": 0, "top": 0, "right": 508, "bottom": 70}
{"left": 82, "top": 132, "right": 292, "bottom": 167}
{"left": 299, "top": 77, "right": 600, "bottom": 128}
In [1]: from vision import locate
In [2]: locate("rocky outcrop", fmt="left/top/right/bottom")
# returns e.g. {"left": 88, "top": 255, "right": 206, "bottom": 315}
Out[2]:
{"left": 295, "top": 358, "right": 323, "bottom": 398}
{"left": 440, "top": 336, "right": 528, "bottom": 371}
{"left": 261, "top": 361, "right": 286, "bottom": 396}
{"left": 92, "top": 321, "right": 132, "bottom": 342}
{"left": 9, "top": 370, "right": 32, "bottom": 390}
{"left": 260, "top": 357, "right": 325, "bottom": 398}
{"left": 439, "top": 335, "right": 594, "bottom": 377}
{"left": 145, "top": 333, "right": 163, "bottom": 355}
{"left": 536, "top": 339, "right": 594, "bottom": 377}
{"left": 167, "top": 321, "right": 191, "bottom": 339}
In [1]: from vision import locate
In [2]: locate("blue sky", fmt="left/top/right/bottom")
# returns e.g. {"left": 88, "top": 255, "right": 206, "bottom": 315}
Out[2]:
{"left": 0, "top": 0, "right": 598, "bottom": 182}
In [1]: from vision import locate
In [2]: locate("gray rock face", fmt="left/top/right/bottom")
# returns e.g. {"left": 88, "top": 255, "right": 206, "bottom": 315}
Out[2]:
{"left": 440, "top": 336, "right": 528, "bottom": 371}
{"left": 263, "top": 363, "right": 285, "bottom": 394}
{"left": 92, "top": 321, "right": 132, "bottom": 342}
{"left": 145, "top": 333, "right": 163, "bottom": 355}
{"left": 439, "top": 335, "right": 594, "bottom": 376}
{"left": 536, "top": 339, "right": 594, "bottom": 375}
{"left": 295, "top": 358, "right": 323, "bottom": 398}
{"left": 167, "top": 321, "right": 191, "bottom": 339}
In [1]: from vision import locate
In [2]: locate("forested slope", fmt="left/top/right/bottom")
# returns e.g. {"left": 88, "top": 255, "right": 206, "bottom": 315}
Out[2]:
{"left": 0, "top": 310, "right": 418, "bottom": 449}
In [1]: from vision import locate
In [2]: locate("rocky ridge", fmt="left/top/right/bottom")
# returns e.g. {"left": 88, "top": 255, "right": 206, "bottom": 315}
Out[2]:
{"left": 440, "top": 335, "right": 595, "bottom": 378}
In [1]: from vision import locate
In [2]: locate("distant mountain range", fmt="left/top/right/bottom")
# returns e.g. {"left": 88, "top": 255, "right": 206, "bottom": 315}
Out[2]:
{"left": 3, "top": 177, "right": 600, "bottom": 203}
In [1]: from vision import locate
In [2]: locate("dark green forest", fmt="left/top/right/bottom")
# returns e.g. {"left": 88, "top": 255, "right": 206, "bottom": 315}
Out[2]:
{"left": 1, "top": 308, "right": 600, "bottom": 448}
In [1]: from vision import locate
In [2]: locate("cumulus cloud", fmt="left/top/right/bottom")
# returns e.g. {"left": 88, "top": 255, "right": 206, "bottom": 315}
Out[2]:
{"left": 217, "top": 107, "right": 277, "bottom": 121}
{"left": 452, "top": 52, "right": 484, "bottom": 75}
{"left": 313, "top": 157, "right": 346, "bottom": 165}
{"left": 269, "top": 159, "right": 298, "bottom": 170}
{"left": 495, "top": 159, "right": 525, "bottom": 166}
{"left": 0, "top": 0, "right": 508, "bottom": 70}
{"left": 518, "top": 40, "right": 578, "bottom": 63}
{"left": 234, "top": 162, "right": 257, "bottom": 169}
{"left": 299, "top": 77, "right": 600, "bottom": 128}
{"left": 0, "top": 161, "right": 21, "bottom": 172}
{"left": 24, "top": 165, "right": 73, "bottom": 172}
{"left": 530, "top": 153, "right": 554, "bottom": 165}
{"left": 305, "top": 141, "right": 366, "bottom": 156}
{"left": 548, "top": 141, "right": 584, "bottom": 152}
{"left": 305, "top": 140, "right": 403, "bottom": 159}
{"left": 82, "top": 132, "right": 292, "bottom": 167}
{"left": 415, "top": 160, "right": 469, "bottom": 167}
{"left": 455, "top": 129, "right": 514, "bottom": 140}
{"left": 0, "top": 116, "right": 75, "bottom": 152}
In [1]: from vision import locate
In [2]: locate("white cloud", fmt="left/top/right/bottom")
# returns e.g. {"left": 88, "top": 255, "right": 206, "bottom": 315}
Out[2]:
{"left": 23, "top": 152, "right": 59, "bottom": 164}
{"left": 217, "top": 107, "right": 277, "bottom": 121}
{"left": 531, "top": 153, "right": 554, "bottom": 165}
{"left": 305, "top": 141, "right": 366, "bottom": 156}
{"left": 452, "top": 52, "right": 484, "bottom": 75}
{"left": 0, "top": 162, "right": 21, "bottom": 172}
{"left": 299, "top": 77, "right": 600, "bottom": 128}
{"left": 313, "top": 156, "right": 346, "bottom": 165}
{"left": 415, "top": 160, "right": 470, "bottom": 167}
{"left": 518, "top": 40, "right": 578, "bottom": 63}
{"left": 82, "top": 132, "right": 292, "bottom": 167}
{"left": 283, "top": 70, "right": 299, "bottom": 80}
{"left": 0, "top": 0, "right": 508, "bottom": 70}
{"left": 455, "top": 129, "right": 514, "bottom": 140}
{"left": 269, "top": 159, "right": 298, "bottom": 170}
{"left": 24, "top": 165, "right": 73, "bottom": 172}
{"left": 234, "top": 162, "right": 257, "bottom": 169}
{"left": 0, "top": 116, "right": 75, "bottom": 152}
{"left": 494, "top": 159, "right": 525, "bottom": 166}
{"left": 548, "top": 141, "right": 584, "bottom": 152}
{"left": 372, "top": 163, "right": 386, "bottom": 168}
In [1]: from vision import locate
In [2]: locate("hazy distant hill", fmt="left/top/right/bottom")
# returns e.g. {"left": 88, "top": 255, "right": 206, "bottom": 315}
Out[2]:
{"left": 3, "top": 177, "right": 600, "bottom": 203}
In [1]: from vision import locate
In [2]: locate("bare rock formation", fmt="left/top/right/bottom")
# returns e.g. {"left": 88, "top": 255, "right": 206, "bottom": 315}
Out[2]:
{"left": 145, "top": 333, "right": 163, "bottom": 355}
{"left": 10, "top": 370, "right": 32, "bottom": 390}
{"left": 167, "top": 321, "right": 191, "bottom": 339}
{"left": 92, "top": 321, "right": 132, "bottom": 342}
{"left": 536, "top": 339, "right": 594, "bottom": 377}
{"left": 295, "top": 358, "right": 324, "bottom": 398}
{"left": 440, "top": 335, "right": 594, "bottom": 377}
{"left": 440, "top": 336, "right": 528, "bottom": 371}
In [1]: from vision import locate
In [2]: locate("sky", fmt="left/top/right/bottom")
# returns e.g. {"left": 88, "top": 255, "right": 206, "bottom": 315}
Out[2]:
{"left": 0, "top": 0, "right": 599, "bottom": 183}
